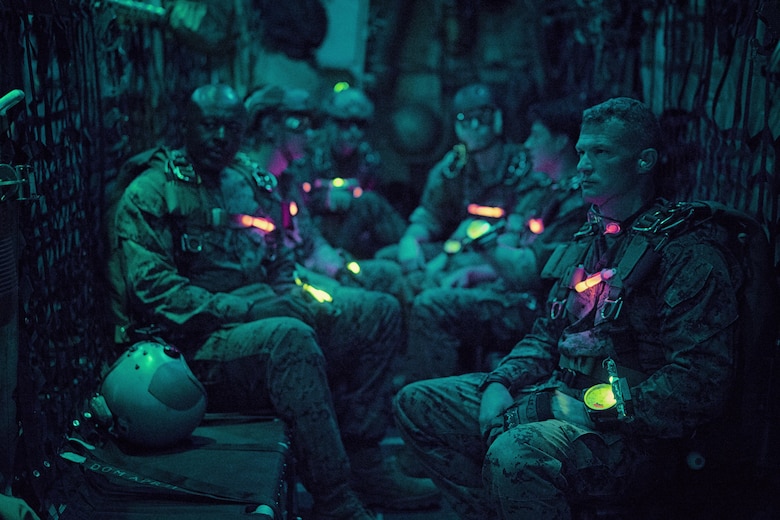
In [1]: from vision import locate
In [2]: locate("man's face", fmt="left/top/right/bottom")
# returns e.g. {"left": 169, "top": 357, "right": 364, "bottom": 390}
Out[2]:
{"left": 524, "top": 120, "right": 563, "bottom": 175}
{"left": 185, "top": 102, "right": 246, "bottom": 175}
{"left": 277, "top": 111, "right": 314, "bottom": 160}
{"left": 329, "top": 117, "right": 367, "bottom": 158}
{"left": 454, "top": 106, "right": 498, "bottom": 152}
{"left": 575, "top": 119, "right": 642, "bottom": 208}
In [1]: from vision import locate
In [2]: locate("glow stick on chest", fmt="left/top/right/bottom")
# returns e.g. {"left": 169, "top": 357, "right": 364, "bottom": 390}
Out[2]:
{"left": 574, "top": 268, "right": 616, "bottom": 293}
{"left": 467, "top": 203, "right": 505, "bottom": 219}
{"left": 238, "top": 215, "right": 276, "bottom": 233}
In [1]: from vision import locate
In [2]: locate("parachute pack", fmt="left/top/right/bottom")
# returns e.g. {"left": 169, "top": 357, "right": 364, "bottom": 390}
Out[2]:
{"left": 627, "top": 201, "right": 777, "bottom": 473}
{"left": 663, "top": 201, "right": 780, "bottom": 475}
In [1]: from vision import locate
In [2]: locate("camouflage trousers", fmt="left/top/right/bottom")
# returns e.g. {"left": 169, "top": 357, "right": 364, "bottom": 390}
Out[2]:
{"left": 393, "top": 373, "right": 667, "bottom": 520}
{"left": 190, "top": 285, "right": 402, "bottom": 503}
{"left": 403, "top": 287, "right": 539, "bottom": 382}
{"left": 339, "top": 257, "right": 409, "bottom": 304}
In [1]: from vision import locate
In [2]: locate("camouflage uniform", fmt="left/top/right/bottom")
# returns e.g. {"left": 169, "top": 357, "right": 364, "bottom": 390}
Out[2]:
{"left": 276, "top": 156, "right": 412, "bottom": 305}
{"left": 378, "top": 142, "right": 538, "bottom": 281}
{"left": 112, "top": 147, "right": 402, "bottom": 505}
{"left": 404, "top": 172, "right": 586, "bottom": 380}
{"left": 408, "top": 143, "right": 533, "bottom": 243}
{"left": 288, "top": 134, "right": 406, "bottom": 259}
{"left": 394, "top": 200, "right": 740, "bottom": 519}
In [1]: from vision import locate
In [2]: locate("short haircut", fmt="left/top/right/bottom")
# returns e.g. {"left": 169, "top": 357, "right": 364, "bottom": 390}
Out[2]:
{"left": 527, "top": 96, "right": 585, "bottom": 144}
{"left": 581, "top": 97, "right": 661, "bottom": 152}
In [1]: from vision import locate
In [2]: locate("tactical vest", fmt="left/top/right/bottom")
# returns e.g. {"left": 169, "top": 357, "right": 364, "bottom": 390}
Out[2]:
{"left": 542, "top": 198, "right": 779, "bottom": 469}
{"left": 109, "top": 147, "right": 280, "bottom": 343}
{"left": 456, "top": 145, "right": 533, "bottom": 224}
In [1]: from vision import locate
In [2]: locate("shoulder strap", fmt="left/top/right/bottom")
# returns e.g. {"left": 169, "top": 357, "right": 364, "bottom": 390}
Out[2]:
{"left": 598, "top": 200, "right": 703, "bottom": 321}
{"left": 603, "top": 199, "right": 771, "bottom": 320}
{"left": 542, "top": 222, "right": 595, "bottom": 319}
{"left": 542, "top": 200, "right": 700, "bottom": 322}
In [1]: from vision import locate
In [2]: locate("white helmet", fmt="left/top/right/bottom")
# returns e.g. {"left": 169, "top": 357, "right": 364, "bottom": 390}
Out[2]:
{"left": 99, "top": 341, "right": 207, "bottom": 448}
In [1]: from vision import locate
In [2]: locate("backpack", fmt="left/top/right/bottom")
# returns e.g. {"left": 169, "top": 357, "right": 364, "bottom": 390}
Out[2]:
{"left": 626, "top": 201, "right": 779, "bottom": 474}
{"left": 636, "top": 201, "right": 780, "bottom": 517}
{"left": 674, "top": 202, "right": 779, "bottom": 476}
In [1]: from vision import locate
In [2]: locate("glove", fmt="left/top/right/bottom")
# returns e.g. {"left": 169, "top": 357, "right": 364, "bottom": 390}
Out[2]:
{"left": 397, "top": 235, "right": 425, "bottom": 273}
{"left": 247, "top": 288, "right": 315, "bottom": 327}
{"left": 551, "top": 389, "right": 596, "bottom": 429}
{"left": 478, "top": 382, "right": 513, "bottom": 447}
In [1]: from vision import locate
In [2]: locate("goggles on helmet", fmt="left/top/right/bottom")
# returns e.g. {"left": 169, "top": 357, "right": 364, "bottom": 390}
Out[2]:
{"left": 281, "top": 112, "right": 312, "bottom": 132}
{"left": 455, "top": 106, "right": 495, "bottom": 128}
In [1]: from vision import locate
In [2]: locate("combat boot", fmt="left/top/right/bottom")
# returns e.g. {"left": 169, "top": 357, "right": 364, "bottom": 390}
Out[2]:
{"left": 348, "top": 447, "right": 441, "bottom": 511}
{"left": 309, "top": 487, "right": 376, "bottom": 520}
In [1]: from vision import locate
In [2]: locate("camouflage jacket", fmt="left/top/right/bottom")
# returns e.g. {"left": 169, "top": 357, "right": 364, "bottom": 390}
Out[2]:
{"left": 112, "top": 147, "right": 293, "bottom": 342}
{"left": 482, "top": 199, "right": 741, "bottom": 440}
{"left": 286, "top": 138, "right": 382, "bottom": 215}
{"left": 502, "top": 170, "right": 587, "bottom": 273}
{"left": 409, "top": 142, "right": 548, "bottom": 242}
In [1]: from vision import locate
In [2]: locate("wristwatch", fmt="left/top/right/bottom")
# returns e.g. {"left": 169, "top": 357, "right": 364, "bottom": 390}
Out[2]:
{"left": 583, "top": 383, "right": 620, "bottom": 429}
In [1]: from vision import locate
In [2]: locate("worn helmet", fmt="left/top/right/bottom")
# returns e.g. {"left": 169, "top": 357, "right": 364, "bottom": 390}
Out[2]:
{"left": 245, "top": 85, "right": 314, "bottom": 120}
{"left": 322, "top": 86, "right": 374, "bottom": 121}
{"left": 100, "top": 341, "right": 207, "bottom": 448}
{"left": 452, "top": 83, "right": 496, "bottom": 114}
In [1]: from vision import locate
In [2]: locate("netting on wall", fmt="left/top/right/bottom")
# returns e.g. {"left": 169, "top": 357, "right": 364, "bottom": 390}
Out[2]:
{"left": 0, "top": 2, "right": 109, "bottom": 514}
{"left": 0, "top": 0, "right": 214, "bottom": 513}
{"left": 641, "top": 0, "right": 779, "bottom": 259}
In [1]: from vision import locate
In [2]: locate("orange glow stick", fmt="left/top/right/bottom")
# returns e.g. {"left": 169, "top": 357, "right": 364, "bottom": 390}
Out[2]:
{"left": 238, "top": 215, "right": 276, "bottom": 233}
{"left": 574, "top": 268, "right": 616, "bottom": 293}
{"left": 467, "top": 204, "right": 505, "bottom": 219}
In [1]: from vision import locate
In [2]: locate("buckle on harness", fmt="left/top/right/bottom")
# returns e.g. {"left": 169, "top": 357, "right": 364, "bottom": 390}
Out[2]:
{"left": 559, "top": 367, "right": 579, "bottom": 387}
{"left": 550, "top": 299, "right": 566, "bottom": 319}
{"left": 600, "top": 297, "right": 623, "bottom": 320}
{"left": 632, "top": 203, "right": 695, "bottom": 234}
{"left": 181, "top": 233, "right": 203, "bottom": 253}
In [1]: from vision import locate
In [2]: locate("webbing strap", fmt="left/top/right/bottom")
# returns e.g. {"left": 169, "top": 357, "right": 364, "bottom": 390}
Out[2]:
{"left": 559, "top": 354, "right": 648, "bottom": 388}
{"left": 60, "top": 435, "right": 284, "bottom": 505}
{"left": 601, "top": 233, "right": 662, "bottom": 320}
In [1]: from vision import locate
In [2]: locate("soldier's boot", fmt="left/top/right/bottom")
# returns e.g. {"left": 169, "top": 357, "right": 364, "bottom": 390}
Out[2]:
{"left": 348, "top": 447, "right": 441, "bottom": 511}
{"left": 310, "top": 486, "right": 376, "bottom": 520}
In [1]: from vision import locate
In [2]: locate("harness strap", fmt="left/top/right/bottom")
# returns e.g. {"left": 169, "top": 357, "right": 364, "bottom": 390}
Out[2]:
{"left": 601, "top": 232, "right": 661, "bottom": 320}
{"left": 558, "top": 354, "right": 649, "bottom": 388}
{"left": 542, "top": 229, "right": 592, "bottom": 319}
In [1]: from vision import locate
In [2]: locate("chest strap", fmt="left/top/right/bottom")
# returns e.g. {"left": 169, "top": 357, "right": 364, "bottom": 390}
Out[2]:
{"left": 542, "top": 215, "right": 667, "bottom": 321}
{"left": 558, "top": 354, "right": 649, "bottom": 389}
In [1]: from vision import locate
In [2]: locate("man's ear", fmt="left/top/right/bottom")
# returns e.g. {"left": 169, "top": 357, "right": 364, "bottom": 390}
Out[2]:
{"left": 637, "top": 148, "right": 658, "bottom": 173}
{"left": 260, "top": 116, "right": 278, "bottom": 140}
{"left": 554, "top": 133, "right": 570, "bottom": 154}
{"left": 492, "top": 109, "right": 503, "bottom": 136}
